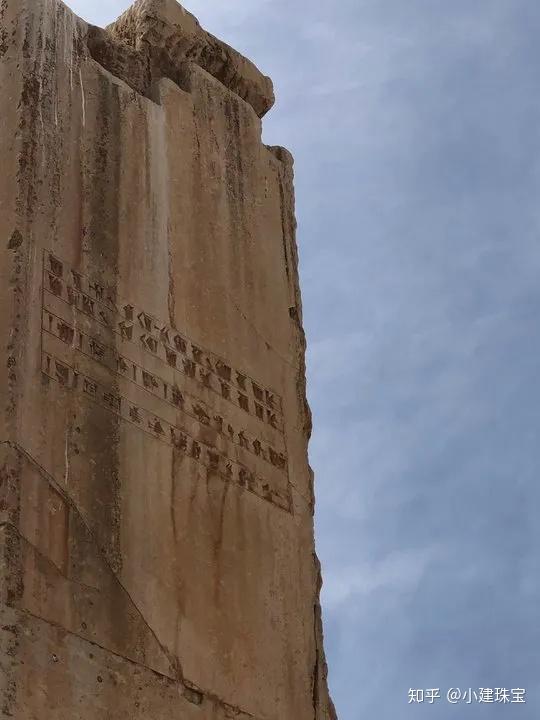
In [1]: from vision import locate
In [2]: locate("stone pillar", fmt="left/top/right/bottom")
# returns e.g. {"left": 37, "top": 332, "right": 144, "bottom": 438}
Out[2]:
{"left": 0, "top": 1, "right": 336, "bottom": 717}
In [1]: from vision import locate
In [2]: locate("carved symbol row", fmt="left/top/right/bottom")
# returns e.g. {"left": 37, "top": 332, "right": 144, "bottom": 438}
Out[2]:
{"left": 44, "top": 252, "right": 283, "bottom": 415}
{"left": 42, "top": 309, "right": 288, "bottom": 475}
{"left": 41, "top": 353, "right": 292, "bottom": 514}
{"left": 44, "top": 274, "right": 283, "bottom": 433}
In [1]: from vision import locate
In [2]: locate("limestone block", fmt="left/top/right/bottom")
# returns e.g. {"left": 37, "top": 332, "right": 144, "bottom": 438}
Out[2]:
{"left": 0, "top": 1, "right": 336, "bottom": 717}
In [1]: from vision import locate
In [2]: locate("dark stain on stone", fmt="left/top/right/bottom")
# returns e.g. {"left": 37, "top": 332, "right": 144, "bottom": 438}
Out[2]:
{"left": 7, "top": 230, "right": 22, "bottom": 250}
{"left": 0, "top": 26, "right": 8, "bottom": 58}
{"left": 183, "top": 686, "right": 203, "bottom": 706}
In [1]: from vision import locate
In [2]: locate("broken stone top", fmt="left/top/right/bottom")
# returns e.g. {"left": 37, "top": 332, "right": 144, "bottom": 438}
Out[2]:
{"left": 89, "top": 0, "right": 275, "bottom": 117}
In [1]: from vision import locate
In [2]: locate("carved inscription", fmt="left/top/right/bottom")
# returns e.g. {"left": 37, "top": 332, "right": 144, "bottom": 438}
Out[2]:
{"left": 43, "top": 252, "right": 284, "bottom": 431}
{"left": 41, "top": 354, "right": 291, "bottom": 512}
{"left": 42, "top": 309, "right": 288, "bottom": 474}
{"left": 41, "top": 251, "right": 291, "bottom": 513}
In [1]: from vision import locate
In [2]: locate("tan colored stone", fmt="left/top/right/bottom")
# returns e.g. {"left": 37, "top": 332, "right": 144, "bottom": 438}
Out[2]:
{"left": 0, "top": 0, "right": 336, "bottom": 717}
{"left": 86, "top": 0, "right": 275, "bottom": 117}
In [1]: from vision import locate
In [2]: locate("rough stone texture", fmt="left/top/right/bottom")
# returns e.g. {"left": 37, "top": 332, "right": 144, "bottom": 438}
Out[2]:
{"left": 0, "top": 0, "right": 336, "bottom": 718}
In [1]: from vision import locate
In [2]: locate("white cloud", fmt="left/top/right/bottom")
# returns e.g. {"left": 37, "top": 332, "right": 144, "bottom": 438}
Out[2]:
{"left": 322, "top": 546, "right": 440, "bottom": 610}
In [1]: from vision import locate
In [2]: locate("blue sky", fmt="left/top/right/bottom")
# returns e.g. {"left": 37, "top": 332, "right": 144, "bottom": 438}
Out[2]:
{"left": 69, "top": 1, "right": 540, "bottom": 717}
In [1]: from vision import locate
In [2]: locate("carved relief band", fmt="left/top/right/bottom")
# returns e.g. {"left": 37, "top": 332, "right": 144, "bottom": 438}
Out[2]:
{"left": 40, "top": 251, "right": 292, "bottom": 514}
{"left": 41, "top": 309, "right": 288, "bottom": 474}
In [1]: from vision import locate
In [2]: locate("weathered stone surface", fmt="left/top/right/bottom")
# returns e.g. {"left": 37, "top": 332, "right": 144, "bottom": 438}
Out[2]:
{"left": 0, "top": 0, "right": 335, "bottom": 718}
{"left": 87, "top": 0, "right": 275, "bottom": 117}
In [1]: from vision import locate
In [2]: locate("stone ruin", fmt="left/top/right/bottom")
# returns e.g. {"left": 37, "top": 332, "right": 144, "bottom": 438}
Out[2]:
{"left": 0, "top": 1, "right": 337, "bottom": 717}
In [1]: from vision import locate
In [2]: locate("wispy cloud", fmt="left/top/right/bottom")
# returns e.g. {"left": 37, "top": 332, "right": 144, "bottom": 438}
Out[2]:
{"left": 323, "top": 547, "right": 440, "bottom": 610}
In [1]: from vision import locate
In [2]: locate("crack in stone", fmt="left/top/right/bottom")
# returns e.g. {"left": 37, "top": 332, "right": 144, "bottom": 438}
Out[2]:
{"left": 0, "top": 440, "right": 177, "bottom": 680}
{"left": 0, "top": 521, "right": 100, "bottom": 592}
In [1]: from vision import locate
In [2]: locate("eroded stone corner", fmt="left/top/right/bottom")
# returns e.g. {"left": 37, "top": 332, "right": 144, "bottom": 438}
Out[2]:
{"left": 86, "top": 0, "right": 274, "bottom": 116}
